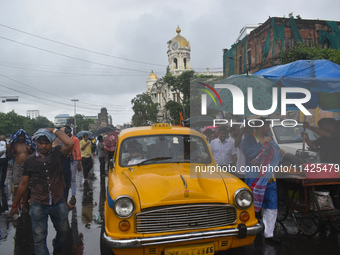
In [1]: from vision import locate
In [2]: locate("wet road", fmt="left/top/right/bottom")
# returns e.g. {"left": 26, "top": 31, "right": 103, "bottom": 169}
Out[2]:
{"left": 0, "top": 158, "right": 340, "bottom": 254}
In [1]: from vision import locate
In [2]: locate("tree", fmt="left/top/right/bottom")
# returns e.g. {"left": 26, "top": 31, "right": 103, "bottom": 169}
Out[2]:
{"left": 0, "top": 110, "right": 55, "bottom": 135}
{"left": 163, "top": 70, "right": 195, "bottom": 119}
{"left": 69, "top": 114, "right": 95, "bottom": 132}
{"left": 283, "top": 42, "right": 340, "bottom": 64}
{"left": 30, "top": 116, "right": 55, "bottom": 133}
{"left": 131, "top": 93, "right": 159, "bottom": 126}
{"left": 165, "top": 101, "right": 182, "bottom": 125}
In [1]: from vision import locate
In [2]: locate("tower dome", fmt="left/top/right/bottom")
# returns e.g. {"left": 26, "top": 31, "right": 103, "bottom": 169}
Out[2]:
{"left": 167, "top": 26, "right": 191, "bottom": 76}
{"left": 148, "top": 70, "right": 158, "bottom": 80}
{"left": 170, "top": 26, "right": 190, "bottom": 48}
{"left": 146, "top": 70, "right": 158, "bottom": 93}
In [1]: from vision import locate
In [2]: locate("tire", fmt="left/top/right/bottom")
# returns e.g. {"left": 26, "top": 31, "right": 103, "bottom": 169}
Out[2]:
{"left": 276, "top": 181, "right": 289, "bottom": 222}
{"left": 291, "top": 188, "right": 320, "bottom": 236}
{"left": 100, "top": 220, "right": 115, "bottom": 255}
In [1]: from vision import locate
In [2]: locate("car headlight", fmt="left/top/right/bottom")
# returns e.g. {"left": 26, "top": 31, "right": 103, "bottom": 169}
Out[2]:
{"left": 234, "top": 188, "right": 253, "bottom": 209}
{"left": 114, "top": 196, "right": 135, "bottom": 218}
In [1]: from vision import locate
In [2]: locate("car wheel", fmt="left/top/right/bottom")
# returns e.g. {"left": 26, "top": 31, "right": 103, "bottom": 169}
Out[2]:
{"left": 100, "top": 220, "right": 115, "bottom": 255}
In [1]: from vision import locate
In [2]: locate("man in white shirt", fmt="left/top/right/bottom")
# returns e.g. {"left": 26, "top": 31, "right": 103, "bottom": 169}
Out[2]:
{"left": 210, "top": 126, "right": 237, "bottom": 166}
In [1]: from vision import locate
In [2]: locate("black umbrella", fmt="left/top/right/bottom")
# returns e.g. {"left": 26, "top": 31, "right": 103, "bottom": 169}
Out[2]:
{"left": 76, "top": 131, "right": 94, "bottom": 139}
{"left": 93, "top": 126, "right": 115, "bottom": 136}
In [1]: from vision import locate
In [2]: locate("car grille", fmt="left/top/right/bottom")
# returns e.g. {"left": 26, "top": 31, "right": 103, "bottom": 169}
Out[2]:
{"left": 135, "top": 204, "right": 236, "bottom": 233}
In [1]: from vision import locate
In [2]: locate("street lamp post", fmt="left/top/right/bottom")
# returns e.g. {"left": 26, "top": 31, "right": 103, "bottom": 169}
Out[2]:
{"left": 1, "top": 96, "right": 19, "bottom": 103}
{"left": 71, "top": 99, "right": 79, "bottom": 134}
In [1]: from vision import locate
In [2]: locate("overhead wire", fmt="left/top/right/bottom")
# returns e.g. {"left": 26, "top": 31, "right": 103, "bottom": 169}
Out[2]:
{"left": 0, "top": 23, "right": 167, "bottom": 67}
{"left": 0, "top": 36, "right": 150, "bottom": 74}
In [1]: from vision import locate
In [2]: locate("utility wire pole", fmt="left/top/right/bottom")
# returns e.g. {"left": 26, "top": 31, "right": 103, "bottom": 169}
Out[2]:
{"left": 71, "top": 99, "right": 79, "bottom": 134}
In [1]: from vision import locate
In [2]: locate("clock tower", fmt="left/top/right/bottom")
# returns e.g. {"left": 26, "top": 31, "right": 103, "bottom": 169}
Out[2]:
{"left": 167, "top": 26, "right": 191, "bottom": 76}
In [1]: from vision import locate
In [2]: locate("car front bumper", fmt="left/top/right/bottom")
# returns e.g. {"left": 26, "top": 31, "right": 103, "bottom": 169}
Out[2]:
{"left": 102, "top": 223, "right": 264, "bottom": 249}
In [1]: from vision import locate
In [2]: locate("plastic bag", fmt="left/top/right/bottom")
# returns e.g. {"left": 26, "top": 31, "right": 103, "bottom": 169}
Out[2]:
{"left": 310, "top": 190, "right": 335, "bottom": 211}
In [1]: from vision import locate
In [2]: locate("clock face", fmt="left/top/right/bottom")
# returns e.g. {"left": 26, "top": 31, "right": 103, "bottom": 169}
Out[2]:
{"left": 172, "top": 42, "right": 178, "bottom": 50}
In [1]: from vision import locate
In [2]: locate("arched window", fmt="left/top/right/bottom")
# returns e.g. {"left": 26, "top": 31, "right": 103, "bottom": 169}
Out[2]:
{"left": 184, "top": 58, "right": 187, "bottom": 69}
{"left": 174, "top": 58, "right": 178, "bottom": 69}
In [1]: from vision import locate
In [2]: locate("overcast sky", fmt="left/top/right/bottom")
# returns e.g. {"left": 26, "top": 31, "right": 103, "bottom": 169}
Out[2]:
{"left": 0, "top": 0, "right": 339, "bottom": 126}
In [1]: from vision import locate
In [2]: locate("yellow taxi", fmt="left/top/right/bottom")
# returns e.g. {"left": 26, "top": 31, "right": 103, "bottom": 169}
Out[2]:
{"left": 100, "top": 124, "right": 263, "bottom": 255}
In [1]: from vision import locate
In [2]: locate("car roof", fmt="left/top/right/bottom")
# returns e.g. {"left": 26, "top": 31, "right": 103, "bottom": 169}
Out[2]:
{"left": 118, "top": 124, "right": 204, "bottom": 141}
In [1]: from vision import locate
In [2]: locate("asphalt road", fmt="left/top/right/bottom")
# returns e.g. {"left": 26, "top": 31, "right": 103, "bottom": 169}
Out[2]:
{"left": 0, "top": 158, "right": 340, "bottom": 255}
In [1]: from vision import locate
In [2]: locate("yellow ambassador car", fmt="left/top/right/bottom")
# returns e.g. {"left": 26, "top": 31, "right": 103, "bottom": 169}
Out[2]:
{"left": 101, "top": 124, "right": 263, "bottom": 255}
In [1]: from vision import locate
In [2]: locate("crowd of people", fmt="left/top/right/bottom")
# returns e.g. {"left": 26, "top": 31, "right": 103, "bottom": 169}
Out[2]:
{"left": 203, "top": 117, "right": 340, "bottom": 244}
{"left": 0, "top": 118, "right": 339, "bottom": 253}
{"left": 0, "top": 126, "right": 114, "bottom": 255}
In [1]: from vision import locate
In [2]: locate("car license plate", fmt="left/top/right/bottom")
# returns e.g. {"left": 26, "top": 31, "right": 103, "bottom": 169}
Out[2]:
{"left": 164, "top": 243, "right": 214, "bottom": 255}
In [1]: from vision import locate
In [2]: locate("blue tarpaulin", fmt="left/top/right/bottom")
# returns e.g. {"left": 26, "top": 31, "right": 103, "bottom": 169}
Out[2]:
{"left": 254, "top": 60, "right": 340, "bottom": 111}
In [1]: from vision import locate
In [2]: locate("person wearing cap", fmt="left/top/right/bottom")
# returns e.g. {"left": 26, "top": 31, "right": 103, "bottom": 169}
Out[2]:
{"left": 10, "top": 127, "right": 74, "bottom": 255}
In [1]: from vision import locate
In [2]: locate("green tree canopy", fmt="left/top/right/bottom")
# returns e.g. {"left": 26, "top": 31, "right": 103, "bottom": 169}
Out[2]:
{"left": 69, "top": 114, "right": 95, "bottom": 132}
{"left": 283, "top": 42, "right": 340, "bottom": 64}
{"left": 0, "top": 110, "right": 55, "bottom": 136}
{"left": 163, "top": 70, "right": 195, "bottom": 119}
{"left": 165, "top": 101, "right": 183, "bottom": 125}
{"left": 131, "top": 93, "right": 159, "bottom": 126}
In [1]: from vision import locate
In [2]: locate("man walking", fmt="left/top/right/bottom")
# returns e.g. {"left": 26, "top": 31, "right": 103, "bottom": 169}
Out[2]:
{"left": 97, "top": 135, "right": 106, "bottom": 177}
{"left": 10, "top": 127, "right": 74, "bottom": 255}
{"left": 80, "top": 133, "right": 92, "bottom": 182}
{"left": 242, "top": 119, "right": 284, "bottom": 244}
{"left": 64, "top": 126, "right": 82, "bottom": 207}
{"left": 210, "top": 126, "right": 237, "bottom": 167}
{"left": 7, "top": 129, "right": 36, "bottom": 213}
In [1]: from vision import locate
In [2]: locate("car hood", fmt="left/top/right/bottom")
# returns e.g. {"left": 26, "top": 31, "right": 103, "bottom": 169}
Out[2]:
{"left": 123, "top": 164, "right": 229, "bottom": 209}
{"left": 278, "top": 142, "right": 310, "bottom": 155}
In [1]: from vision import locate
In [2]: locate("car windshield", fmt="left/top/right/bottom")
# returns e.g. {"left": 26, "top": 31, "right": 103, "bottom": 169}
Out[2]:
{"left": 271, "top": 125, "right": 319, "bottom": 144}
{"left": 119, "top": 134, "right": 212, "bottom": 167}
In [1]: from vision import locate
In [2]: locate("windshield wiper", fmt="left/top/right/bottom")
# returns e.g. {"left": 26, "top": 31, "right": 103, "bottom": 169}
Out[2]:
{"left": 137, "top": 157, "right": 173, "bottom": 166}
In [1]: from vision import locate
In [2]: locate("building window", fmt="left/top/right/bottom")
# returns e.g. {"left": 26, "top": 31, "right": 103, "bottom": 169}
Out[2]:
{"left": 173, "top": 93, "right": 180, "bottom": 102}
{"left": 174, "top": 58, "right": 178, "bottom": 69}
{"left": 302, "top": 38, "right": 313, "bottom": 47}
{"left": 247, "top": 50, "right": 252, "bottom": 72}
{"left": 285, "top": 38, "right": 295, "bottom": 51}
{"left": 239, "top": 56, "right": 242, "bottom": 74}
{"left": 184, "top": 58, "right": 187, "bottom": 69}
{"left": 322, "top": 40, "right": 331, "bottom": 49}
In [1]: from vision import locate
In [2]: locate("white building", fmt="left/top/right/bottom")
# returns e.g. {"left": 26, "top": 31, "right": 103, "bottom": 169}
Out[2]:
{"left": 147, "top": 26, "right": 192, "bottom": 122}
{"left": 147, "top": 26, "right": 222, "bottom": 123}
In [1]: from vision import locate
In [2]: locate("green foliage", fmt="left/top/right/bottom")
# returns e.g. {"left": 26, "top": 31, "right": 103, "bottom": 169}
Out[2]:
{"left": 163, "top": 70, "right": 195, "bottom": 119}
{"left": 131, "top": 93, "right": 159, "bottom": 126}
{"left": 165, "top": 101, "right": 182, "bottom": 125}
{"left": 69, "top": 114, "right": 95, "bottom": 132}
{"left": 195, "top": 74, "right": 215, "bottom": 79}
{"left": 283, "top": 42, "right": 340, "bottom": 64}
{"left": 0, "top": 110, "right": 55, "bottom": 136}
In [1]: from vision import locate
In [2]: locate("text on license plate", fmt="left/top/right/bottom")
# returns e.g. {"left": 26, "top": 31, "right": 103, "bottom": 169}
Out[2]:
{"left": 164, "top": 243, "right": 214, "bottom": 255}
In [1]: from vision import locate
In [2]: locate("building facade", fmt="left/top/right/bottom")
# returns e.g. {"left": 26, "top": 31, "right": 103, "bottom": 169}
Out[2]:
{"left": 89, "top": 107, "right": 113, "bottom": 130}
{"left": 147, "top": 26, "right": 222, "bottom": 123}
{"left": 54, "top": 108, "right": 112, "bottom": 130}
{"left": 27, "top": 110, "right": 40, "bottom": 119}
{"left": 223, "top": 17, "right": 340, "bottom": 77}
